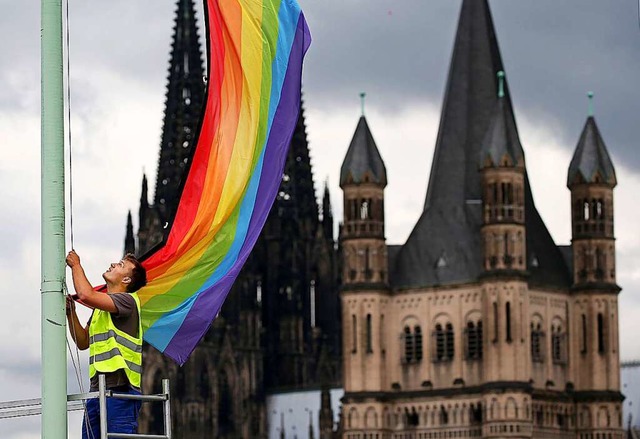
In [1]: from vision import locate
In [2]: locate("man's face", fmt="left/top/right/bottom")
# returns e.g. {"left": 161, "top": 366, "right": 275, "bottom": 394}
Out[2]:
{"left": 103, "top": 258, "right": 135, "bottom": 287}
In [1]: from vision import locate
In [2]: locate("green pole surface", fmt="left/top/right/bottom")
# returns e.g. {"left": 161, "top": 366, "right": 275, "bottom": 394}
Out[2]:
{"left": 41, "top": 0, "right": 68, "bottom": 437}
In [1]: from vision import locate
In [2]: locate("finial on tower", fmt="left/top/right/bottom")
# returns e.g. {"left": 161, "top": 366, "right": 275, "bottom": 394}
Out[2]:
{"left": 587, "top": 91, "right": 594, "bottom": 117}
{"left": 497, "top": 71, "right": 505, "bottom": 98}
{"left": 360, "top": 92, "right": 366, "bottom": 116}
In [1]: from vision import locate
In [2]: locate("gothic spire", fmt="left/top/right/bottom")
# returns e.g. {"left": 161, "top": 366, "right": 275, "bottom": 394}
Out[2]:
{"left": 340, "top": 115, "right": 387, "bottom": 188}
{"left": 274, "top": 101, "right": 319, "bottom": 229}
{"left": 154, "top": 0, "right": 205, "bottom": 220}
{"left": 567, "top": 94, "right": 616, "bottom": 187}
{"left": 124, "top": 210, "right": 135, "bottom": 255}
{"left": 392, "top": 0, "right": 570, "bottom": 289}
{"left": 139, "top": 173, "right": 149, "bottom": 229}
{"left": 479, "top": 71, "right": 525, "bottom": 168}
{"left": 321, "top": 182, "right": 333, "bottom": 240}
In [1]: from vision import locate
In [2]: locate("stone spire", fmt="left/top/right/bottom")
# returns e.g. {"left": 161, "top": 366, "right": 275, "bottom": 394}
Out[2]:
{"left": 392, "top": 0, "right": 570, "bottom": 289}
{"left": 153, "top": 0, "right": 205, "bottom": 222}
{"left": 124, "top": 210, "right": 135, "bottom": 255}
{"left": 479, "top": 71, "right": 525, "bottom": 168}
{"left": 567, "top": 94, "right": 617, "bottom": 187}
{"left": 321, "top": 181, "right": 333, "bottom": 241}
{"left": 340, "top": 114, "right": 387, "bottom": 188}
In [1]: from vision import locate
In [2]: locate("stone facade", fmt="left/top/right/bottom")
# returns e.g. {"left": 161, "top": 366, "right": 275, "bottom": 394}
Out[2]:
{"left": 338, "top": 1, "right": 623, "bottom": 438}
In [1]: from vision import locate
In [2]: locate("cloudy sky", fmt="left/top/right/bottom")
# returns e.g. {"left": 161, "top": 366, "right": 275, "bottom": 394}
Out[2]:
{"left": 0, "top": 0, "right": 638, "bottom": 437}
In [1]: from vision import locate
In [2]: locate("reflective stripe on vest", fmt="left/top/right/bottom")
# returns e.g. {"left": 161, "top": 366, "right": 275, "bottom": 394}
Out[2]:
{"left": 89, "top": 348, "right": 143, "bottom": 374}
{"left": 88, "top": 292, "right": 142, "bottom": 388}
{"left": 90, "top": 330, "right": 142, "bottom": 353}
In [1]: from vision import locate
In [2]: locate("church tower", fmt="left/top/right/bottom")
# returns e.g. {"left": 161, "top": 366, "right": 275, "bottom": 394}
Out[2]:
{"left": 567, "top": 94, "right": 622, "bottom": 437}
{"left": 136, "top": 0, "right": 205, "bottom": 255}
{"left": 340, "top": 96, "right": 388, "bottom": 395}
{"left": 479, "top": 71, "right": 530, "bottom": 438}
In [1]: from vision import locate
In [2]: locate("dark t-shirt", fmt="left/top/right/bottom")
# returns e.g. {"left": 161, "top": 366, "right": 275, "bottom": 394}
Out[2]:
{"left": 88, "top": 292, "right": 140, "bottom": 391}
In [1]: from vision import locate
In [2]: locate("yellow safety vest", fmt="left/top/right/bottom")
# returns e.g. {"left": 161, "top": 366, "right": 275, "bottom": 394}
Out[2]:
{"left": 88, "top": 292, "right": 142, "bottom": 388}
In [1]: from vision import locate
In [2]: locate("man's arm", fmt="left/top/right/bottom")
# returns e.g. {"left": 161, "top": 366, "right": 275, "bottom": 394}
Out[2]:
{"left": 66, "top": 295, "right": 89, "bottom": 350}
{"left": 66, "top": 250, "right": 117, "bottom": 313}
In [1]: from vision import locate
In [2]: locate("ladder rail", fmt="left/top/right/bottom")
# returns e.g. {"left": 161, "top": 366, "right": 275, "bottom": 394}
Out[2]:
{"left": 0, "top": 374, "right": 172, "bottom": 439}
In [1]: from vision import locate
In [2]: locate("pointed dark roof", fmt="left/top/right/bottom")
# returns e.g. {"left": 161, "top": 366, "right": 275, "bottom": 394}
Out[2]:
{"left": 154, "top": 0, "right": 205, "bottom": 218}
{"left": 340, "top": 116, "right": 387, "bottom": 187}
{"left": 480, "top": 97, "right": 525, "bottom": 168}
{"left": 567, "top": 116, "right": 616, "bottom": 187}
{"left": 124, "top": 211, "right": 135, "bottom": 255}
{"left": 391, "top": 0, "right": 570, "bottom": 289}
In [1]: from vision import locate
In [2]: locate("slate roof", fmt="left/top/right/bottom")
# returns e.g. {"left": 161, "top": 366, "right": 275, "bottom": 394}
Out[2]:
{"left": 567, "top": 116, "right": 617, "bottom": 187}
{"left": 340, "top": 116, "right": 387, "bottom": 187}
{"left": 391, "top": 0, "right": 570, "bottom": 290}
{"left": 480, "top": 97, "right": 525, "bottom": 168}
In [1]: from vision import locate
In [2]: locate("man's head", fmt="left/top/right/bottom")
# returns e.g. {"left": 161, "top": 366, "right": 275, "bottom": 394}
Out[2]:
{"left": 103, "top": 254, "right": 147, "bottom": 293}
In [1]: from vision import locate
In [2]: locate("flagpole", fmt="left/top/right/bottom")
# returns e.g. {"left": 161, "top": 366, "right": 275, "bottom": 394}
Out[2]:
{"left": 41, "top": 0, "right": 68, "bottom": 437}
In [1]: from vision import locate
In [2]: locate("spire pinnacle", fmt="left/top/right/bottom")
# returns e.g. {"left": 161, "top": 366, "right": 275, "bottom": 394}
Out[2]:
{"left": 587, "top": 91, "right": 594, "bottom": 117}
{"left": 360, "top": 92, "right": 366, "bottom": 116}
{"left": 497, "top": 71, "right": 505, "bottom": 98}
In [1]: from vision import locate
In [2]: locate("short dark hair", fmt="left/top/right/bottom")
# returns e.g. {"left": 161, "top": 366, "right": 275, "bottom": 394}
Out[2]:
{"left": 123, "top": 253, "right": 147, "bottom": 293}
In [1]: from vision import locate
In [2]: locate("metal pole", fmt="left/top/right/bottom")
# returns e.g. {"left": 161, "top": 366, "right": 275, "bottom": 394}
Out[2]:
{"left": 162, "top": 379, "right": 172, "bottom": 439}
{"left": 99, "top": 375, "right": 108, "bottom": 439}
{"left": 41, "top": 0, "right": 67, "bottom": 437}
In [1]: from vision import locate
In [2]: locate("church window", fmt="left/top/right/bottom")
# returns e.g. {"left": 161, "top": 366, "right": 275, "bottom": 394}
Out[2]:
{"left": 444, "top": 323, "right": 455, "bottom": 360}
{"left": 432, "top": 322, "right": 455, "bottom": 362}
{"left": 531, "top": 322, "right": 545, "bottom": 362}
{"left": 506, "top": 302, "right": 512, "bottom": 342}
{"left": 414, "top": 326, "right": 423, "bottom": 361}
{"left": 403, "top": 326, "right": 414, "bottom": 363}
{"left": 465, "top": 320, "right": 483, "bottom": 360}
{"left": 366, "top": 314, "right": 373, "bottom": 353}
{"left": 598, "top": 313, "right": 606, "bottom": 353}
{"left": 360, "top": 200, "right": 369, "bottom": 220}
{"left": 493, "top": 302, "right": 499, "bottom": 342}
{"left": 583, "top": 201, "right": 590, "bottom": 220}
{"left": 581, "top": 314, "right": 588, "bottom": 353}
{"left": 434, "top": 324, "right": 445, "bottom": 361}
{"left": 551, "top": 324, "right": 566, "bottom": 364}
{"left": 380, "top": 314, "right": 385, "bottom": 353}
{"left": 352, "top": 315, "right": 357, "bottom": 353}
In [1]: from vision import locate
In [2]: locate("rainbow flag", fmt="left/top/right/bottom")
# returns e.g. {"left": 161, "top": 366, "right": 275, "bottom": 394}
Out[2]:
{"left": 138, "top": 0, "right": 311, "bottom": 365}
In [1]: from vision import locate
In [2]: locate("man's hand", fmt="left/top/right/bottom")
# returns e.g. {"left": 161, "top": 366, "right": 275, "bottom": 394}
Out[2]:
{"left": 66, "top": 294, "right": 76, "bottom": 315}
{"left": 66, "top": 250, "right": 80, "bottom": 268}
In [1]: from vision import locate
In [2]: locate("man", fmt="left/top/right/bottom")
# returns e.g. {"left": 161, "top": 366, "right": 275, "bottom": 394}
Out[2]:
{"left": 66, "top": 250, "right": 147, "bottom": 439}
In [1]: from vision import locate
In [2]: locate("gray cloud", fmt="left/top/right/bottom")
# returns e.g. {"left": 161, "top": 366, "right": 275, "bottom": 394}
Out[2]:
{"left": 298, "top": 0, "right": 639, "bottom": 169}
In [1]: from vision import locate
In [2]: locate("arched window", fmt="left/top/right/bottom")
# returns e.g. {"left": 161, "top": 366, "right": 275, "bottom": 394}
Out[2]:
{"left": 434, "top": 323, "right": 445, "bottom": 361}
{"left": 445, "top": 323, "right": 455, "bottom": 360}
{"left": 531, "top": 322, "right": 545, "bottom": 363}
{"left": 583, "top": 201, "right": 590, "bottom": 220}
{"left": 352, "top": 315, "right": 357, "bottom": 353}
{"left": 598, "top": 313, "right": 606, "bottom": 353}
{"left": 465, "top": 320, "right": 483, "bottom": 360}
{"left": 360, "top": 200, "right": 369, "bottom": 220}
{"left": 552, "top": 324, "right": 566, "bottom": 364}
{"left": 366, "top": 314, "right": 373, "bottom": 353}
{"left": 505, "top": 302, "right": 512, "bottom": 342}
{"left": 414, "top": 326, "right": 423, "bottom": 361}
{"left": 493, "top": 302, "right": 499, "bottom": 342}
{"left": 581, "top": 314, "right": 588, "bottom": 354}
{"left": 403, "top": 326, "right": 414, "bottom": 363}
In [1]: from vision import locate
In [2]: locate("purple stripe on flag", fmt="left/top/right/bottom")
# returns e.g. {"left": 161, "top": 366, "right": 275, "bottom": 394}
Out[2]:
{"left": 164, "top": 14, "right": 311, "bottom": 365}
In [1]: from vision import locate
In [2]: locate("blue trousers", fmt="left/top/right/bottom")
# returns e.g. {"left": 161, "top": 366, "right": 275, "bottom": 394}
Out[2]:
{"left": 82, "top": 388, "right": 141, "bottom": 439}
